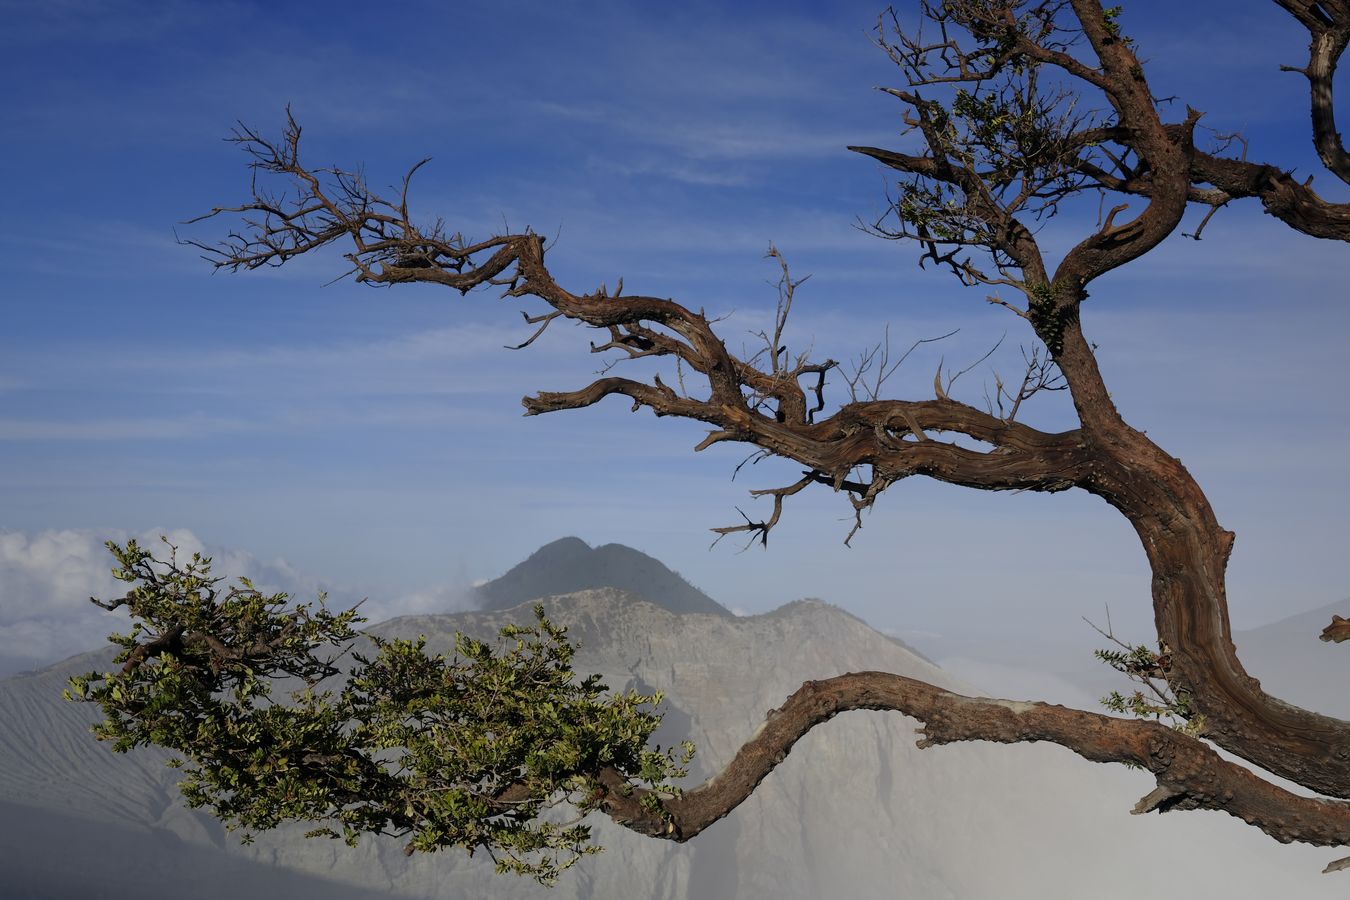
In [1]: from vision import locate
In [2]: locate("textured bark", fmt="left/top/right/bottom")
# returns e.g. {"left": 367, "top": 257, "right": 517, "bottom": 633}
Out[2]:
{"left": 1191, "top": 151, "right": 1350, "bottom": 240}
{"left": 184, "top": 0, "right": 1350, "bottom": 865}
{"left": 1276, "top": 1, "right": 1350, "bottom": 183}
{"left": 1069, "top": 382, "right": 1350, "bottom": 801}
{"left": 1324, "top": 616, "right": 1350, "bottom": 643}
{"left": 588, "top": 673, "right": 1350, "bottom": 849}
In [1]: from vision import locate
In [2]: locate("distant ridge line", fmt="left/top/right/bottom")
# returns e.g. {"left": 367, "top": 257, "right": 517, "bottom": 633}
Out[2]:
{"left": 473, "top": 536, "right": 732, "bottom": 617}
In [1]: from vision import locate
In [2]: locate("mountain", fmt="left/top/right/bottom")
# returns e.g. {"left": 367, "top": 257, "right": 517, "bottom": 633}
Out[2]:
{"left": 474, "top": 536, "right": 730, "bottom": 616}
{"left": 1233, "top": 599, "right": 1350, "bottom": 720}
{"left": 3, "top": 588, "right": 1344, "bottom": 898}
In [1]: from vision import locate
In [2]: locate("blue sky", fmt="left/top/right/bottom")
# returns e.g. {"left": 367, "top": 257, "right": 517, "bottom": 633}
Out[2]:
{"left": 2, "top": 0, "right": 1347, "bottom": 675}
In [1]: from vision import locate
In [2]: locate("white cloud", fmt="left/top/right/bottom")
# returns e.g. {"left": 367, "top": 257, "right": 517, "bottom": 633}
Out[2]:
{"left": 0, "top": 528, "right": 150, "bottom": 674}
{"left": 0, "top": 527, "right": 318, "bottom": 675}
{"left": 0, "top": 527, "right": 475, "bottom": 677}
{"left": 359, "top": 583, "right": 475, "bottom": 625}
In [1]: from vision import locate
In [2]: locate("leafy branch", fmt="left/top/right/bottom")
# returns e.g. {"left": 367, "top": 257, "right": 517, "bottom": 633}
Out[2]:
{"left": 66, "top": 540, "right": 690, "bottom": 883}
{"left": 1087, "top": 609, "right": 1206, "bottom": 740}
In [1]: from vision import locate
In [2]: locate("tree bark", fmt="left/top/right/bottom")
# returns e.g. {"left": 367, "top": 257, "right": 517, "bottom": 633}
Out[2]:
{"left": 590, "top": 673, "right": 1350, "bottom": 848}
{"left": 1052, "top": 316, "right": 1350, "bottom": 800}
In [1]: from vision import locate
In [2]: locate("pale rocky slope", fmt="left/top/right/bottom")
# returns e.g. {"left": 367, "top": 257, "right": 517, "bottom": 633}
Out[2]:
{"left": 0, "top": 591, "right": 1342, "bottom": 899}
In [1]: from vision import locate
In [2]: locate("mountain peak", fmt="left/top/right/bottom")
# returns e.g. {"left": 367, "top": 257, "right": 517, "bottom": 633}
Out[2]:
{"left": 522, "top": 536, "right": 592, "bottom": 565}
{"left": 474, "top": 537, "right": 731, "bottom": 616}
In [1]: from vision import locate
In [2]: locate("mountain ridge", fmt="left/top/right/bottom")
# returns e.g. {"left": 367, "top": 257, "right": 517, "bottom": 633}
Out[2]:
{"left": 473, "top": 536, "right": 730, "bottom": 617}
{"left": 1, "top": 550, "right": 1344, "bottom": 897}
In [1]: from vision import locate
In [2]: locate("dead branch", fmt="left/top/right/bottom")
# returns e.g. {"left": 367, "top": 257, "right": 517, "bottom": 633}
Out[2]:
{"left": 1276, "top": 1, "right": 1350, "bottom": 185}
{"left": 183, "top": 0, "right": 1350, "bottom": 859}
{"left": 592, "top": 672, "right": 1350, "bottom": 857}
{"left": 1322, "top": 615, "right": 1350, "bottom": 643}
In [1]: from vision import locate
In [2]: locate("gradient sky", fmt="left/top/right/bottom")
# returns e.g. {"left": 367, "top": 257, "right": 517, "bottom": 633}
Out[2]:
{"left": 2, "top": 0, "right": 1347, "bottom": 676}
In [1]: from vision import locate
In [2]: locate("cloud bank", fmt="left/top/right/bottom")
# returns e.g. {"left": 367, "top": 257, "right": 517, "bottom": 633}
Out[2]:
{"left": 0, "top": 528, "right": 474, "bottom": 677}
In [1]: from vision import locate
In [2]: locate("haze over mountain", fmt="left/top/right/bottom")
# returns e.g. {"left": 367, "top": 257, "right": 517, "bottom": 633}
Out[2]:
{"left": 474, "top": 536, "right": 730, "bottom": 617}
{"left": 0, "top": 541, "right": 1343, "bottom": 899}
{"left": 1233, "top": 599, "right": 1350, "bottom": 721}
{"left": 930, "top": 597, "right": 1350, "bottom": 724}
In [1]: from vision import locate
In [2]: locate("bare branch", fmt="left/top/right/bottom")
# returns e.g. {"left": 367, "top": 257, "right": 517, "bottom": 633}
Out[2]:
{"left": 1322, "top": 614, "right": 1350, "bottom": 643}
{"left": 709, "top": 475, "right": 814, "bottom": 548}
{"left": 506, "top": 310, "right": 563, "bottom": 350}
{"left": 593, "top": 673, "right": 1350, "bottom": 851}
{"left": 184, "top": 5, "right": 1350, "bottom": 854}
{"left": 1275, "top": 0, "right": 1350, "bottom": 185}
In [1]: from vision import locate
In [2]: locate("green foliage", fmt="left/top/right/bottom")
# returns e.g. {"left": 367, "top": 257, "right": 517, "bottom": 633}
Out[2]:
{"left": 1027, "top": 281, "right": 1067, "bottom": 356}
{"left": 917, "top": 78, "right": 1087, "bottom": 197}
{"left": 950, "top": 87, "right": 1071, "bottom": 176}
{"left": 1100, "top": 6, "right": 1135, "bottom": 47}
{"left": 67, "top": 539, "right": 691, "bottom": 883}
{"left": 897, "top": 180, "right": 994, "bottom": 245}
{"left": 889, "top": 39, "right": 1095, "bottom": 286}
{"left": 1093, "top": 640, "right": 1206, "bottom": 740}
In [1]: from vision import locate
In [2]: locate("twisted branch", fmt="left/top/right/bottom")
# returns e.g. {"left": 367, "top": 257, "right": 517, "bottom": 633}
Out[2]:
{"left": 590, "top": 673, "right": 1350, "bottom": 850}
{"left": 1277, "top": 0, "right": 1350, "bottom": 183}
{"left": 181, "top": 0, "right": 1350, "bottom": 863}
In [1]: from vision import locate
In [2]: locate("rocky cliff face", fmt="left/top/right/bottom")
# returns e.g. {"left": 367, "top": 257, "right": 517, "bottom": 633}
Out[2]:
{"left": 0, "top": 591, "right": 1340, "bottom": 899}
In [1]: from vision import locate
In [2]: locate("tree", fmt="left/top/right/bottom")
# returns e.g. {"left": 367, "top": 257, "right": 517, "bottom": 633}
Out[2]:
{"left": 71, "top": 0, "right": 1350, "bottom": 882}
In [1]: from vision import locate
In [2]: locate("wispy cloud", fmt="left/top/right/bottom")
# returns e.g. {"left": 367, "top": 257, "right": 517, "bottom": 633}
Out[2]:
{"left": 0, "top": 414, "right": 253, "bottom": 441}
{"left": 597, "top": 156, "right": 752, "bottom": 188}
{"left": 4, "top": 0, "right": 1346, "bottom": 654}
